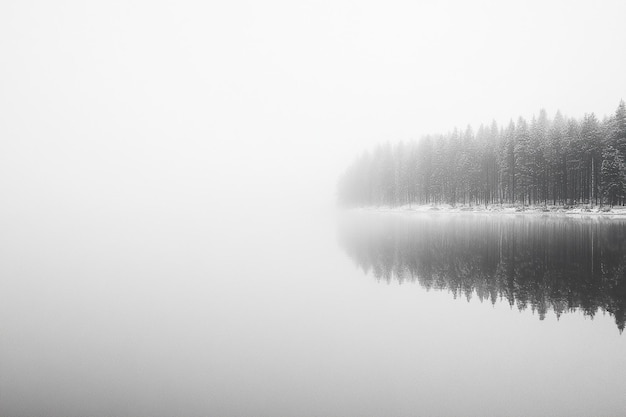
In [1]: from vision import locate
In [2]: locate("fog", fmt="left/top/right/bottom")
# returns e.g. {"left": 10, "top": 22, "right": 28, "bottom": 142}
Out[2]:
{"left": 2, "top": 0, "right": 626, "bottom": 215}
{"left": 1, "top": 1, "right": 626, "bottom": 416}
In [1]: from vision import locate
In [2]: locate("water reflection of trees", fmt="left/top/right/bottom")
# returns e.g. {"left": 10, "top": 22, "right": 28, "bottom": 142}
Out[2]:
{"left": 338, "top": 213, "right": 626, "bottom": 332}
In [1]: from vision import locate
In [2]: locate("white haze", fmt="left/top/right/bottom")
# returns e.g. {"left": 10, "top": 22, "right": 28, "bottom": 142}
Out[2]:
{"left": 1, "top": 2, "right": 626, "bottom": 417}
{"left": 2, "top": 0, "right": 626, "bottom": 213}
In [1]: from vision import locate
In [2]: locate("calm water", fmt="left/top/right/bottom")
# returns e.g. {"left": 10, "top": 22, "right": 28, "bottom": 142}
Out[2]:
{"left": 1, "top": 207, "right": 625, "bottom": 417}
{"left": 339, "top": 211, "right": 626, "bottom": 332}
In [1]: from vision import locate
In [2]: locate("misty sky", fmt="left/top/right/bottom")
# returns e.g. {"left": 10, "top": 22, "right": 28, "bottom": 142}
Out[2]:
{"left": 2, "top": 0, "right": 626, "bottom": 211}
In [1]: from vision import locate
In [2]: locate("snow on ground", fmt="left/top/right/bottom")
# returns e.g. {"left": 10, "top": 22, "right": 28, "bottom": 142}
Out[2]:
{"left": 358, "top": 204, "right": 626, "bottom": 218}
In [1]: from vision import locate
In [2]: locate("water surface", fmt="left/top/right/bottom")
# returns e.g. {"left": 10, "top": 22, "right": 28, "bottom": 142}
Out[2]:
{"left": 339, "top": 211, "right": 626, "bottom": 332}
{"left": 0, "top": 207, "right": 625, "bottom": 417}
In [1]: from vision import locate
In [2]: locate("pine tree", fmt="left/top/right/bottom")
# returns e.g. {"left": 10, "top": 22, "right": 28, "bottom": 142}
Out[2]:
{"left": 530, "top": 110, "right": 549, "bottom": 204}
{"left": 581, "top": 113, "right": 602, "bottom": 205}
{"left": 546, "top": 111, "right": 566, "bottom": 204}
{"left": 514, "top": 117, "right": 532, "bottom": 204}
{"left": 612, "top": 100, "right": 626, "bottom": 156}
{"left": 500, "top": 121, "right": 516, "bottom": 203}
{"left": 601, "top": 146, "right": 625, "bottom": 206}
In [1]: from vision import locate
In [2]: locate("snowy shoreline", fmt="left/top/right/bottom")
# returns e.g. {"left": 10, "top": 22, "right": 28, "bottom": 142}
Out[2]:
{"left": 356, "top": 204, "right": 626, "bottom": 218}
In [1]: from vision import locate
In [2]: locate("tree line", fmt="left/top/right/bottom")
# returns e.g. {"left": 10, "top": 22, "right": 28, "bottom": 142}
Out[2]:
{"left": 339, "top": 101, "right": 626, "bottom": 207}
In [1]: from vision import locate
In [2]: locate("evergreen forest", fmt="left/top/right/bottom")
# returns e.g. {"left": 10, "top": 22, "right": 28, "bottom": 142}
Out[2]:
{"left": 339, "top": 101, "right": 626, "bottom": 207}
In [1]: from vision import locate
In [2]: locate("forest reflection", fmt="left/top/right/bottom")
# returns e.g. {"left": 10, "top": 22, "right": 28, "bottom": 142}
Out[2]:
{"left": 338, "top": 212, "right": 626, "bottom": 332}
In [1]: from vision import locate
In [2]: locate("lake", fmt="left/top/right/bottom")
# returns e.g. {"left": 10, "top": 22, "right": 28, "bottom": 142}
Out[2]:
{"left": 1, "top": 207, "right": 625, "bottom": 417}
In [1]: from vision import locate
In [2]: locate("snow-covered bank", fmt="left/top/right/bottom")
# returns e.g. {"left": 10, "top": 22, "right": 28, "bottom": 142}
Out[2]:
{"left": 357, "top": 204, "right": 626, "bottom": 218}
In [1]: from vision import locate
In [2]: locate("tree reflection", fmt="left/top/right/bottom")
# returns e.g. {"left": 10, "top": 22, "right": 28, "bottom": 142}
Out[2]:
{"left": 338, "top": 213, "right": 626, "bottom": 332}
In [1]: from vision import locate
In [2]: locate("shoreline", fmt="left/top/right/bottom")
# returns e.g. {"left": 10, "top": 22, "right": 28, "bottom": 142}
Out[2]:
{"left": 356, "top": 203, "right": 626, "bottom": 217}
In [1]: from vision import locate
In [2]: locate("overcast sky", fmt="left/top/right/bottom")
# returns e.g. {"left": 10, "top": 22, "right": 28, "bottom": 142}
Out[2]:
{"left": 2, "top": 0, "right": 625, "bottom": 211}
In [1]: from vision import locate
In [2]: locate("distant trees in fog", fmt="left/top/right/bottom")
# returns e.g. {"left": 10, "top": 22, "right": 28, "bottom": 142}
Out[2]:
{"left": 339, "top": 101, "right": 626, "bottom": 207}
